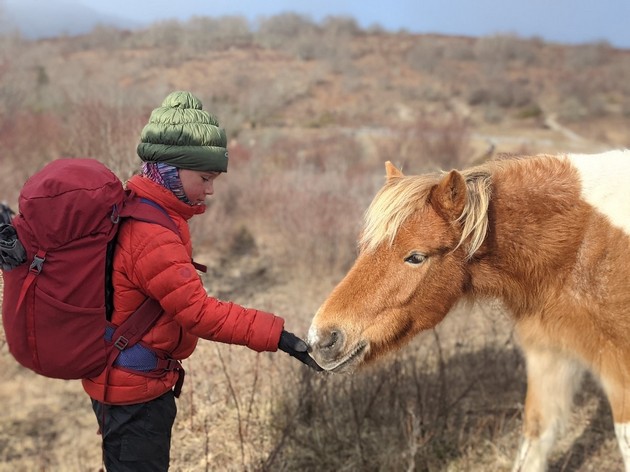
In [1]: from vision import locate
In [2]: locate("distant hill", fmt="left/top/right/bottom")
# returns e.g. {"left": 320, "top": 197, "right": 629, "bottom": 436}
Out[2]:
{"left": 1, "top": 0, "right": 140, "bottom": 39}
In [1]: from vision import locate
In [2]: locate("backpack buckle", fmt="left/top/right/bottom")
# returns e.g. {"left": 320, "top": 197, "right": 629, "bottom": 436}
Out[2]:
{"left": 157, "top": 358, "right": 180, "bottom": 371}
{"left": 110, "top": 204, "right": 120, "bottom": 224}
{"left": 164, "top": 359, "right": 179, "bottom": 371}
{"left": 29, "top": 255, "right": 45, "bottom": 274}
{"left": 114, "top": 335, "right": 129, "bottom": 351}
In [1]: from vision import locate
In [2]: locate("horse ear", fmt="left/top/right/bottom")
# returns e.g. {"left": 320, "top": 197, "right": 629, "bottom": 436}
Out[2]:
{"left": 430, "top": 170, "right": 467, "bottom": 219}
{"left": 385, "top": 161, "right": 404, "bottom": 180}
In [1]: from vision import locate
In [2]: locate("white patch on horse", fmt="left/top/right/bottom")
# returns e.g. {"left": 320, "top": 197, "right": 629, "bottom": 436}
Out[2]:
{"left": 568, "top": 149, "right": 630, "bottom": 236}
{"left": 306, "top": 324, "right": 319, "bottom": 348}
{"left": 513, "top": 436, "right": 553, "bottom": 472}
{"left": 512, "top": 347, "right": 582, "bottom": 472}
{"left": 616, "top": 423, "right": 630, "bottom": 470}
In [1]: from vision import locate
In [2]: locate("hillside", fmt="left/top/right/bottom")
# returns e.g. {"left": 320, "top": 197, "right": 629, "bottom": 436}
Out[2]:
{"left": 0, "top": 16, "right": 629, "bottom": 471}
{"left": 1, "top": 0, "right": 141, "bottom": 39}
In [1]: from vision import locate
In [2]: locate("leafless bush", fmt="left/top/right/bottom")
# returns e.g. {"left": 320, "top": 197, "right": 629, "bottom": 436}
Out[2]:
{"left": 0, "top": 110, "right": 62, "bottom": 200}
{"left": 406, "top": 38, "right": 446, "bottom": 73}
{"left": 264, "top": 296, "right": 616, "bottom": 471}
{"left": 442, "top": 40, "right": 476, "bottom": 61}
{"left": 233, "top": 73, "right": 314, "bottom": 129}
{"left": 321, "top": 16, "right": 361, "bottom": 38}
{"left": 255, "top": 13, "right": 319, "bottom": 51}
{"left": 564, "top": 41, "right": 613, "bottom": 70}
{"left": 375, "top": 114, "right": 472, "bottom": 171}
{"left": 60, "top": 99, "right": 147, "bottom": 179}
{"left": 67, "top": 25, "right": 129, "bottom": 51}
{"left": 193, "top": 131, "right": 374, "bottom": 279}
{"left": 253, "top": 14, "right": 358, "bottom": 72}
{"left": 183, "top": 16, "right": 253, "bottom": 52}
{"left": 554, "top": 72, "right": 614, "bottom": 122}
{"left": 313, "top": 16, "right": 361, "bottom": 72}
{"left": 474, "top": 35, "right": 542, "bottom": 66}
{"left": 467, "top": 78, "right": 534, "bottom": 111}
{"left": 265, "top": 327, "right": 527, "bottom": 471}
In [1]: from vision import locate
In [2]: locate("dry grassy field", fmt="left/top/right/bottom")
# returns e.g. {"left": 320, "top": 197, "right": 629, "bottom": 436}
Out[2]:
{"left": 1, "top": 15, "right": 629, "bottom": 471}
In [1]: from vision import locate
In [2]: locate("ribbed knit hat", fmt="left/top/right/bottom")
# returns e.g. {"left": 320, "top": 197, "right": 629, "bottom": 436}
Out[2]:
{"left": 137, "top": 91, "right": 228, "bottom": 172}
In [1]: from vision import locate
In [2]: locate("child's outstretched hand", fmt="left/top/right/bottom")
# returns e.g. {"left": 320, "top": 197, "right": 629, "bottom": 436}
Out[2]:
{"left": 278, "top": 330, "right": 323, "bottom": 372}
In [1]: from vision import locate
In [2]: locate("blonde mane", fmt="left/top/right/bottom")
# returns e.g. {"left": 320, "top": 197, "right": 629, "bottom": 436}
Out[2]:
{"left": 360, "top": 168, "right": 492, "bottom": 258}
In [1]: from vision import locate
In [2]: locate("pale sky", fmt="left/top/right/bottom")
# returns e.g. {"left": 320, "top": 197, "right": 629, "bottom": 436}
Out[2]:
{"left": 3, "top": 0, "right": 629, "bottom": 48}
{"left": 68, "top": 0, "right": 630, "bottom": 48}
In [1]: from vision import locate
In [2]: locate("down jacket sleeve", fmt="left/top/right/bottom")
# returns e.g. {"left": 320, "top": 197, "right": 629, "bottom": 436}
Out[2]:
{"left": 120, "top": 220, "right": 284, "bottom": 352}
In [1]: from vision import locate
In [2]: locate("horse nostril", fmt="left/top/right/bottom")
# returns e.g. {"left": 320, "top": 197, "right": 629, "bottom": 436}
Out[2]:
{"left": 320, "top": 329, "right": 343, "bottom": 351}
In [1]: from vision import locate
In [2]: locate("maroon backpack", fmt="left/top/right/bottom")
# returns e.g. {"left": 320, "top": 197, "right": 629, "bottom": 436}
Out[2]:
{"left": 1, "top": 158, "right": 191, "bottom": 381}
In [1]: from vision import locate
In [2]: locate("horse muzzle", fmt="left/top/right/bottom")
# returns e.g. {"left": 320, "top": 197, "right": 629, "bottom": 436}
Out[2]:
{"left": 307, "top": 326, "right": 368, "bottom": 373}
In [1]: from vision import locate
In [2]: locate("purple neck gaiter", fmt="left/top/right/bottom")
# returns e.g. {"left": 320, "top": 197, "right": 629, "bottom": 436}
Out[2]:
{"left": 141, "top": 162, "right": 191, "bottom": 205}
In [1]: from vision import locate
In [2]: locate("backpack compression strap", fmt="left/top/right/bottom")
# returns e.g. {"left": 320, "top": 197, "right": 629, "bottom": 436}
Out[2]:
{"left": 14, "top": 249, "right": 46, "bottom": 315}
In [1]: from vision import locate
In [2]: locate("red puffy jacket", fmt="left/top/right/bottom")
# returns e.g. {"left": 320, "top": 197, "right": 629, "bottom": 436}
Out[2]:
{"left": 82, "top": 175, "right": 284, "bottom": 404}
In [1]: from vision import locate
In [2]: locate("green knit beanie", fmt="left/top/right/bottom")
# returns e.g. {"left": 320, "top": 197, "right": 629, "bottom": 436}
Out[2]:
{"left": 137, "top": 91, "right": 228, "bottom": 172}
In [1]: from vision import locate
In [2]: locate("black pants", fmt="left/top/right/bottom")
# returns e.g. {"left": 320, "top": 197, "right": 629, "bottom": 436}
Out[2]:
{"left": 92, "top": 390, "right": 177, "bottom": 472}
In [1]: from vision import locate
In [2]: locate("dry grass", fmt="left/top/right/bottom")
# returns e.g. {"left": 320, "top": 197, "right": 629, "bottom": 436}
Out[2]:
{"left": 1, "top": 274, "right": 621, "bottom": 470}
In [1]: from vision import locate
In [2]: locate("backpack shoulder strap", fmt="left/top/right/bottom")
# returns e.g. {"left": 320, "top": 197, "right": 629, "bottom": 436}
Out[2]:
{"left": 119, "top": 195, "right": 208, "bottom": 273}
{"left": 103, "top": 297, "right": 166, "bottom": 402}
{"left": 106, "top": 297, "right": 163, "bottom": 352}
{"left": 103, "top": 195, "right": 197, "bottom": 400}
{"left": 104, "top": 196, "right": 180, "bottom": 348}
{"left": 119, "top": 195, "right": 180, "bottom": 236}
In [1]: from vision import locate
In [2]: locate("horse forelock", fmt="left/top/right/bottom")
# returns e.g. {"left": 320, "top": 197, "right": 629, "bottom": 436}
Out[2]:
{"left": 360, "top": 169, "right": 492, "bottom": 258}
{"left": 360, "top": 174, "right": 436, "bottom": 252}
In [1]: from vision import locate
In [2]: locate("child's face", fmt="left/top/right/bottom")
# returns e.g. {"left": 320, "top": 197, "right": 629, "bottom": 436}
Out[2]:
{"left": 179, "top": 169, "right": 221, "bottom": 206}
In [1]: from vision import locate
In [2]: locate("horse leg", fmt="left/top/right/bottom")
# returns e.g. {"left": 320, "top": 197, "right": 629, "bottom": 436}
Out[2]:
{"left": 600, "top": 372, "right": 630, "bottom": 471}
{"left": 512, "top": 346, "right": 584, "bottom": 472}
{"left": 614, "top": 420, "right": 630, "bottom": 471}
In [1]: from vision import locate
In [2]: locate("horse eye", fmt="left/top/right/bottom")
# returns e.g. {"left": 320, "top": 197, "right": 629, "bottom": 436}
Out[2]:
{"left": 404, "top": 253, "right": 426, "bottom": 265}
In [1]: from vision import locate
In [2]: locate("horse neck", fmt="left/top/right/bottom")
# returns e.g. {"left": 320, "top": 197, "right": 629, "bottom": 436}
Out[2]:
{"left": 467, "top": 156, "right": 586, "bottom": 312}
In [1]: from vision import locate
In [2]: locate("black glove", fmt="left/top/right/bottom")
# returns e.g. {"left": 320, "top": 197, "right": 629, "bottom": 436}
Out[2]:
{"left": 278, "top": 330, "right": 323, "bottom": 372}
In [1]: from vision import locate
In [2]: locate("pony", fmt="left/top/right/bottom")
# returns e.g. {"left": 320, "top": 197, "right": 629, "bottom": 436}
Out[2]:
{"left": 307, "top": 150, "right": 630, "bottom": 472}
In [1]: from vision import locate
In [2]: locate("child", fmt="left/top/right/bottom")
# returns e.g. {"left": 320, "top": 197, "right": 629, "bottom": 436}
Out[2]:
{"left": 83, "top": 90, "right": 320, "bottom": 471}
